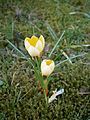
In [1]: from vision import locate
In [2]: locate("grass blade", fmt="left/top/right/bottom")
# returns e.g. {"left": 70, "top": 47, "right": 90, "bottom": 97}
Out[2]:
{"left": 67, "top": 44, "right": 90, "bottom": 49}
{"left": 7, "top": 40, "right": 34, "bottom": 67}
{"left": 48, "top": 30, "right": 65, "bottom": 57}
{"left": 60, "top": 49, "right": 72, "bottom": 64}
{"left": 69, "top": 12, "right": 90, "bottom": 18}
{"left": 7, "top": 40, "right": 26, "bottom": 58}
{"left": 56, "top": 53, "right": 87, "bottom": 67}
{"left": 46, "top": 23, "right": 72, "bottom": 64}
{"left": 46, "top": 22, "right": 58, "bottom": 41}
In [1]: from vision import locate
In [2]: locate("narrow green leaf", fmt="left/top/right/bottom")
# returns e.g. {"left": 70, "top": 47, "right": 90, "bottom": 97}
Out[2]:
{"left": 7, "top": 40, "right": 34, "bottom": 67}
{"left": 7, "top": 40, "right": 26, "bottom": 58}
{"left": 48, "top": 31, "right": 65, "bottom": 57}
{"left": 46, "top": 22, "right": 58, "bottom": 41}
{"left": 60, "top": 49, "right": 72, "bottom": 64}
{"left": 67, "top": 44, "right": 90, "bottom": 49}
{"left": 69, "top": 12, "right": 90, "bottom": 18}
{"left": 56, "top": 53, "right": 87, "bottom": 67}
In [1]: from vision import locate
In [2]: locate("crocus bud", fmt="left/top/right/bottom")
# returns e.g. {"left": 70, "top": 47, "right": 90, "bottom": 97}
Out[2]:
{"left": 41, "top": 59, "right": 55, "bottom": 76}
{"left": 24, "top": 35, "right": 45, "bottom": 57}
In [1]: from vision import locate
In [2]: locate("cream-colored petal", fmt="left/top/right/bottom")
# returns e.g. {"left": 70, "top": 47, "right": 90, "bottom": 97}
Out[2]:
{"left": 41, "top": 59, "right": 47, "bottom": 67}
{"left": 24, "top": 39, "right": 30, "bottom": 50}
{"left": 49, "top": 61, "right": 55, "bottom": 72}
{"left": 35, "top": 40, "right": 43, "bottom": 52}
{"left": 41, "top": 59, "right": 55, "bottom": 76}
{"left": 27, "top": 46, "right": 40, "bottom": 57}
{"left": 41, "top": 66, "right": 51, "bottom": 76}
{"left": 39, "top": 35, "right": 45, "bottom": 49}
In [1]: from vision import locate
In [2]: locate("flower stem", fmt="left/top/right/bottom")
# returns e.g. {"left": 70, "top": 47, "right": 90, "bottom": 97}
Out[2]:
{"left": 44, "top": 89, "right": 48, "bottom": 104}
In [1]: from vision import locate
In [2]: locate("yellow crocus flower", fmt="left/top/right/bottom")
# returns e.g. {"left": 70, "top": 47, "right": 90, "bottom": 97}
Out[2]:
{"left": 24, "top": 35, "right": 45, "bottom": 57}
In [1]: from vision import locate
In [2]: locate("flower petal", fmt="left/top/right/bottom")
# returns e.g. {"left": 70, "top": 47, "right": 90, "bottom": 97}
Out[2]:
{"left": 28, "top": 36, "right": 38, "bottom": 47}
{"left": 46, "top": 60, "right": 53, "bottom": 65}
{"left": 49, "top": 61, "right": 55, "bottom": 71}
{"left": 25, "top": 37, "right": 31, "bottom": 50}
{"left": 27, "top": 46, "right": 40, "bottom": 57}
{"left": 39, "top": 35, "right": 45, "bottom": 49}
{"left": 35, "top": 40, "right": 43, "bottom": 52}
{"left": 41, "top": 59, "right": 55, "bottom": 76}
{"left": 41, "top": 66, "right": 51, "bottom": 76}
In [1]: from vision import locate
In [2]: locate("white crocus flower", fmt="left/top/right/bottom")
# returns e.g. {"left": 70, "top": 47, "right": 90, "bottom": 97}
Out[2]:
{"left": 41, "top": 59, "right": 55, "bottom": 76}
{"left": 24, "top": 35, "right": 45, "bottom": 57}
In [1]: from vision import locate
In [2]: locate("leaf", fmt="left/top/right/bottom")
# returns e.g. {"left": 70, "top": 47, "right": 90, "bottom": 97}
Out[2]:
{"left": 48, "top": 31, "right": 65, "bottom": 57}
{"left": 60, "top": 49, "right": 72, "bottom": 64}
{"left": 56, "top": 53, "right": 87, "bottom": 67}
{"left": 7, "top": 40, "right": 34, "bottom": 67}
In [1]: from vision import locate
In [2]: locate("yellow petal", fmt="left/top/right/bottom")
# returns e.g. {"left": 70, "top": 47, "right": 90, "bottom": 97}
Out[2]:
{"left": 46, "top": 60, "right": 53, "bottom": 65}
{"left": 26, "top": 36, "right": 39, "bottom": 47}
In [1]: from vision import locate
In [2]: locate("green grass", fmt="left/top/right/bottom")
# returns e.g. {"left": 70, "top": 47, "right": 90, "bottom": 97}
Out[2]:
{"left": 0, "top": 0, "right": 90, "bottom": 120}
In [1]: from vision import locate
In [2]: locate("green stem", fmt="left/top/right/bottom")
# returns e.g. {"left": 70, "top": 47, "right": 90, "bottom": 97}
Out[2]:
{"left": 44, "top": 89, "right": 48, "bottom": 104}
{"left": 34, "top": 57, "right": 48, "bottom": 104}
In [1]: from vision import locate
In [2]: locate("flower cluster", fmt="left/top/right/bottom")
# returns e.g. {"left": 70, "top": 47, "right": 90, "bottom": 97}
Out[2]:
{"left": 24, "top": 35, "right": 55, "bottom": 77}
{"left": 24, "top": 35, "right": 63, "bottom": 103}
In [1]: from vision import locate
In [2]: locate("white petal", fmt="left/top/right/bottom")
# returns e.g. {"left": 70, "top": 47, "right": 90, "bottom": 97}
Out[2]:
{"left": 41, "top": 59, "right": 55, "bottom": 76}
{"left": 41, "top": 66, "right": 52, "bottom": 76}
{"left": 49, "top": 62, "right": 55, "bottom": 72}
{"left": 41, "top": 59, "right": 52, "bottom": 76}
{"left": 27, "top": 46, "right": 40, "bottom": 57}
{"left": 41, "top": 59, "right": 47, "bottom": 67}
{"left": 24, "top": 40, "right": 30, "bottom": 50}
{"left": 35, "top": 40, "right": 43, "bottom": 52}
{"left": 39, "top": 35, "right": 45, "bottom": 49}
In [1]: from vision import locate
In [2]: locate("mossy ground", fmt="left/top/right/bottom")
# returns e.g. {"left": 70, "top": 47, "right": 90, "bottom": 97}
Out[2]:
{"left": 0, "top": 0, "right": 90, "bottom": 120}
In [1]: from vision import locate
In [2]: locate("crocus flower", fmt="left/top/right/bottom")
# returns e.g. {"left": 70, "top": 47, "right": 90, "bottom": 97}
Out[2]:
{"left": 41, "top": 59, "right": 55, "bottom": 76}
{"left": 24, "top": 35, "right": 45, "bottom": 57}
